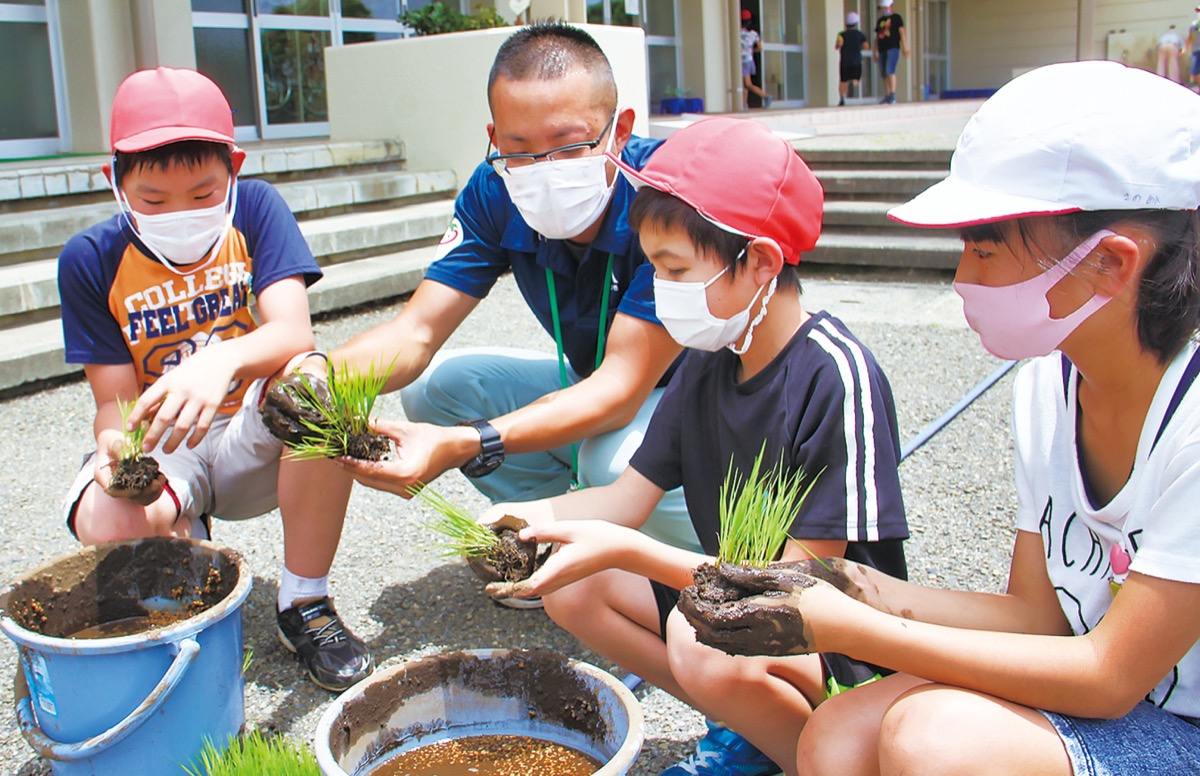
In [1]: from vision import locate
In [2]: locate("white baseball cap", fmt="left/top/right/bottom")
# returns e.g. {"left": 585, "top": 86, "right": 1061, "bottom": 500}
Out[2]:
{"left": 889, "top": 61, "right": 1200, "bottom": 228}
{"left": 847, "top": 11, "right": 860, "bottom": 24}
{"left": 879, "top": 0, "right": 893, "bottom": 7}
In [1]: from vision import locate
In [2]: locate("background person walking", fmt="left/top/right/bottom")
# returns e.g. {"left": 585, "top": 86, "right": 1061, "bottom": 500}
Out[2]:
{"left": 740, "top": 9, "right": 772, "bottom": 109}
{"left": 874, "top": 0, "right": 908, "bottom": 104}
{"left": 836, "top": 12, "right": 870, "bottom": 106}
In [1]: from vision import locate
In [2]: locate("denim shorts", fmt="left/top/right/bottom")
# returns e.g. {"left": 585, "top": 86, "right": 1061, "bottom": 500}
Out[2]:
{"left": 1191, "top": 51, "right": 1200, "bottom": 76}
{"left": 880, "top": 47, "right": 900, "bottom": 76}
{"left": 1042, "top": 701, "right": 1200, "bottom": 775}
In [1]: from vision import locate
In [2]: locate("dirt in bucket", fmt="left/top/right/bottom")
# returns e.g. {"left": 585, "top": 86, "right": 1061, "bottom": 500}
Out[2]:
{"left": 335, "top": 650, "right": 608, "bottom": 771}
{"left": 3, "top": 539, "right": 238, "bottom": 640}
{"left": 368, "top": 733, "right": 601, "bottom": 776}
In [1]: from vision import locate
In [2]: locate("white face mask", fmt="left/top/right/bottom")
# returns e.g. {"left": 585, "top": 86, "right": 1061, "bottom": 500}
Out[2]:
{"left": 112, "top": 179, "right": 236, "bottom": 274}
{"left": 500, "top": 121, "right": 618, "bottom": 240}
{"left": 653, "top": 258, "right": 777, "bottom": 353}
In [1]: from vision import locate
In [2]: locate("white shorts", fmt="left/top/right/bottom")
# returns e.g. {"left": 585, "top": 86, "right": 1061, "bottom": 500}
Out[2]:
{"left": 64, "top": 379, "right": 284, "bottom": 535}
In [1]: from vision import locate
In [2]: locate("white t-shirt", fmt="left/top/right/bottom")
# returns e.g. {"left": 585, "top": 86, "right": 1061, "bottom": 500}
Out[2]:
{"left": 1013, "top": 341, "right": 1200, "bottom": 718}
{"left": 740, "top": 28, "right": 759, "bottom": 63}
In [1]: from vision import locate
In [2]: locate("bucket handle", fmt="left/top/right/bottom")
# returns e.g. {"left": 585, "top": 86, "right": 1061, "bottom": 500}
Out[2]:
{"left": 13, "top": 637, "right": 200, "bottom": 762}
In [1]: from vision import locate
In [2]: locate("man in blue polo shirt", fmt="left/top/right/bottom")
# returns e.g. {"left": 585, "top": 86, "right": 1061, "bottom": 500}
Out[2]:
{"left": 277, "top": 22, "right": 698, "bottom": 557}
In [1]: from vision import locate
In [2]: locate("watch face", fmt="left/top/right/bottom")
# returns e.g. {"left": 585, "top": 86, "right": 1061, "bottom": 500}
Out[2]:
{"left": 463, "top": 454, "right": 503, "bottom": 478}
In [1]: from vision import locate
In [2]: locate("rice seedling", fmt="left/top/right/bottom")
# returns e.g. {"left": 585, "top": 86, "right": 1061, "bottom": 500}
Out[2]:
{"left": 182, "top": 729, "right": 319, "bottom": 776}
{"left": 716, "top": 444, "right": 821, "bottom": 569}
{"left": 407, "top": 483, "right": 538, "bottom": 583}
{"left": 407, "top": 483, "right": 501, "bottom": 558}
{"left": 279, "top": 360, "right": 391, "bottom": 461}
{"left": 116, "top": 397, "right": 148, "bottom": 462}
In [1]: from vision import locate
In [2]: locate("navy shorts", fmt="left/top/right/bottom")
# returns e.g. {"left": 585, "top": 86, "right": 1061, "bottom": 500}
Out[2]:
{"left": 840, "top": 63, "right": 863, "bottom": 83}
{"left": 1043, "top": 701, "right": 1200, "bottom": 775}
{"left": 1191, "top": 51, "right": 1200, "bottom": 76}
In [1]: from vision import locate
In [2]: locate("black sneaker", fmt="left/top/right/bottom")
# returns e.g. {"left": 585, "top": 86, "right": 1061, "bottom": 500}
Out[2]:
{"left": 277, "top": 597, "right": 374, "bottom": 692}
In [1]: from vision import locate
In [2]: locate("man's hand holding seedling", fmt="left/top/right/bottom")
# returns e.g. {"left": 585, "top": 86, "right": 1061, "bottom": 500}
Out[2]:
{"left": 128, "top": 344, "right": 240, "bottom": 453}
{"left": 336, "top": 418, "right": 479, "bottom": 497}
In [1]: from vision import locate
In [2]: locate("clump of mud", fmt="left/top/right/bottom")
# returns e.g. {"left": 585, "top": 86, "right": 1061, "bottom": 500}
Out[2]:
{"left": 104, "top": 454, "right": 163, "bottom": 503}
{"left": 466, "top": 515, "right": 539, "bottom": 584}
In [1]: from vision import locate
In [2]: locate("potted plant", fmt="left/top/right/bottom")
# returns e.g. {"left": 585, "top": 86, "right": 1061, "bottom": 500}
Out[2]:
{"left": 398, "top": 1, "right": 508, "bottom": 35}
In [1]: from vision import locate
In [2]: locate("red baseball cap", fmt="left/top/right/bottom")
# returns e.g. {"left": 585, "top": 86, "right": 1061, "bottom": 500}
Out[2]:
{"left": 609, "top": 117, "right": 823, "bottom": 264}
{"left": 110, "top": 67, "right": 234, "bottom": 153}
{"left": 741, "top": 9, "right": 752, "bottom": 20}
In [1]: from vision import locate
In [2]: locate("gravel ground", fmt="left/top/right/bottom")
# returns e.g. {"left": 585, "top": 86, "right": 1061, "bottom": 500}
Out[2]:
{"left": 0, "top": 268, "right": 1017, "bottom": 775}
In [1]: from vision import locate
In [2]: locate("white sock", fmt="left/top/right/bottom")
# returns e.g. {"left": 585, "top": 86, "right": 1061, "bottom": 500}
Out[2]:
{"left": 277, "top": 568, "right": 329, "bottom": 612}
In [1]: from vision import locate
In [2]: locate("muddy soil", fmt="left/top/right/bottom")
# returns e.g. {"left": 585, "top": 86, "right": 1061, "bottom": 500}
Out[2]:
{"left": 343, "top": 431, "right": 390, "bottom": 462}
{"left": 331, "top": 650, "right": 607, "bottom": 772}
{"left": 465, "top": 515, "right": 539, "bottom": 584}
{"left": 368, "top": 734, "right": 600, "bottom": 776}
{"left": 2, "top": 538, "right": 238, "bottom": 640}
{"left": 105, "top": 455, "right": 162, "bottom": 503}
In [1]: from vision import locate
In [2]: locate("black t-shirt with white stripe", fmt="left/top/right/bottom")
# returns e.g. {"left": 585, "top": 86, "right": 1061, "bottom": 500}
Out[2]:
{"left": 631, "top": 311, "right": 909, "bottom": 579}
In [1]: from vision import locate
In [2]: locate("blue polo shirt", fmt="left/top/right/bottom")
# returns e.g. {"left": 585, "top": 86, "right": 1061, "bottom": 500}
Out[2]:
{"left": 425, "top": 136, "right": 664, "bottom": 380}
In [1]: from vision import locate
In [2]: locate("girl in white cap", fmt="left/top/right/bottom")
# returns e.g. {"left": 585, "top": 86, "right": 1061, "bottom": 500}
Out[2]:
{"left": 679, "top": 60, "right": 1200, "bottom": 775}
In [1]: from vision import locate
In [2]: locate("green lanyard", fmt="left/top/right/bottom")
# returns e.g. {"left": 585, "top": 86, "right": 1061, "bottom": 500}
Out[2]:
{"left": 546, "top": 251, "right": 614, "bottom": 482}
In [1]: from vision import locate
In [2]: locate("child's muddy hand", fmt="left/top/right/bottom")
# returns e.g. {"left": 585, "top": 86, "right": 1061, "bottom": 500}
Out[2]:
{"left": 678, "top": 580, "right": 818, "bottom": 657}
{"left": 484, "top": 579, "right": 537, "bottom": 601}
{"left": 260, "top": 371, "right": 333, "bottom": 446}
{"left": 720, "top": 558, "right": 860, "bottom": 597}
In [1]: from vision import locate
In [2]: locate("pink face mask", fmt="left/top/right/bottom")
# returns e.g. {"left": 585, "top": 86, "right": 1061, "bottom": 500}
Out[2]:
{"left": 954, "top": 229, "right": 1114, "bottom": 360}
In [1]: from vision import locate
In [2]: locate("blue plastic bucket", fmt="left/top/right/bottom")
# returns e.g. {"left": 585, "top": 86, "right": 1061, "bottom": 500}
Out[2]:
{"left": 0, "top": 537, "right": 252, "bottom": 775}
{"left": 314, "top": 648, "right": 644, "bottom": 775}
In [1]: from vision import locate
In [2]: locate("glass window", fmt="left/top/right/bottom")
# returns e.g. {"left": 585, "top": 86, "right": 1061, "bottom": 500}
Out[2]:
{"left": 262, "top": 28, "right": 331, "bottom": 124}
{"left": 586, "top": 0, "right": 635, "bottom": 26}
{"left": 191, "top": 0, "right": 245, "bottom": 11}
{"left": 345, "top": 0, "right": 400, "bottom": 19}
{"left": 785, "top": 50, "right": 804, "bottom": 101}
{"left": 258, "top": 0, "right": 329, "bottom": 15}
{"left": 645, "top": 0, "right": 673, "bottom": 36}
{"left": 194, "top": 27, "right": 256, "bottom": 127}
{"left": 343, "top": 31, "right": 400, "bottom": 44}
{"left": 0, "top": 21, "right": 56, "bottom": 140}
{"left": 647, "top": 44, "right": 678, "bottom": 107}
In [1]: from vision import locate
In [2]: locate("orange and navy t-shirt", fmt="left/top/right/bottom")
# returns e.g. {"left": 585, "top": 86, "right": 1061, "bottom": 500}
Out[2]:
{"left": 58, "top": 178, "right": 321, "bottom": 412}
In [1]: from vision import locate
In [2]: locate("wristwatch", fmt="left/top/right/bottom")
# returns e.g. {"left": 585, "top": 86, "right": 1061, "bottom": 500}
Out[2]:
{"left": 458, "top": 418, "right": 505, "bottom": 478}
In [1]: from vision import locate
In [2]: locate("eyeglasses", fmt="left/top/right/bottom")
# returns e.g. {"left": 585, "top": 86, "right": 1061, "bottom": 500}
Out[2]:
{"left": 485, "top": 113, "right": 616, "bottom": 174}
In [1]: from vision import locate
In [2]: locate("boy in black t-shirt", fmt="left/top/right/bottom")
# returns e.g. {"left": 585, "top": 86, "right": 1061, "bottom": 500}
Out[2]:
{"left": 482, "top": 117, "right": 909, "bottom": 776}
{"left": 875, "top": 0, "right": 908, "bottom": 103}
{"left": 836, "top": 12, "right": 870, "bottom": 105}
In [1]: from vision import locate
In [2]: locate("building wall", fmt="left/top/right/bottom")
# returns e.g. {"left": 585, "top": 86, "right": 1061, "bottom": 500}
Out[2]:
{"left": 950, "top": 0, "right": 1193, "bottom": 91}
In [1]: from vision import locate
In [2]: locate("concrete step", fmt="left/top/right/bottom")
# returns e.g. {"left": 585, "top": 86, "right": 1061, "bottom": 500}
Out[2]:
{"left": 799, "top": 147, "right": 952, "bottom": 171}
{"left": 299, "top": 199, "right": 453, "bottom": 263}
{"left": 0, "top": 198, "right": 452, "bottom": 321}
{"left": 807, "top": 231, "right": 962, "bottom": 271}
{"left": 816, "top": 169, "right": 944, "bottom": 199}
{"left": 0, "top": 170, "right": 456, "bottom": 264}
{"left": 0, "top": 139, "right": 407, "bottom": 209}
{"left": 822, "top": 200, "right": 905, "bottom": 229}
{"left": 0, "top": 247, "right": 434, "bottom": 393}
